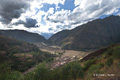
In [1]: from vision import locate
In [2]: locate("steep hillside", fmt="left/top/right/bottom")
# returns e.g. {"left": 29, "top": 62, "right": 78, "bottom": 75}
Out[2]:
{"left": 48, "top": 15, "right": 120, "bottom": 50}
{"left": 1, "top": 32, "right": 120, "bottom": 80}
{"left": 0, "top": 34, "right": 55, "bottom": 72}
{"left": 22, "top": 44, "right": 120, "bottom": 80}
{"left": 0, "top": 30, "right": 46, "bottom": 43}
{"left": 0, "top": 35, "right": 39, "bottom": 53}
{"left": 79, "top": 44, "right": 120, "bottom": 80}
{"left": 47, "top": 30, "right": 71, "bottom": 45}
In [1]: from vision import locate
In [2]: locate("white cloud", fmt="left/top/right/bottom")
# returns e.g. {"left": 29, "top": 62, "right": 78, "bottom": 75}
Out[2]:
{"left": 0, "top": 22, "right": 6, "bottom": 29}
{"left": 48, "top": 8, "right": 55, "bottom": 14}
{"left": 42, "top": 0, "right": 120, "bottom": 35}
{"left": 67, "top": 0, "right": 120, "bottom": 25}
{"left": 0, "top": 0, "right": 120, "bottom": 38}
{"left": 0, "top": 22, "right": 28, "bottom": 30}
{"left": 46, "top": 9, "right": 71, "bottom": 23}
{"left": 35, "top": 0, "right": 65, "bottom": 5}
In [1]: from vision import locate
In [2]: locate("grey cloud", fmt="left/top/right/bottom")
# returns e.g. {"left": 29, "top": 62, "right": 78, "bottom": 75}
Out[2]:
{"left": 48, "top": 28, "right": 53, "bottom": 31}
{"left": 68, "top": 0, "right": 120, "bottom": 26}
{"left": 45, "top": 10, "right": 69, "bottom": 24}
{"left": 46, "top": 15, "right": 64, "bottom": 23}
{"left": 47, "top": 17, "right": 64, "bottom": 23}
{"left": 0, "top": 0, "right": 30, "bottom": 24}
{"left": 14, "top": 18, "right": 38, "bottom": 28}
{"left": 46, "top": 0, "right": 120, "bottom": 29}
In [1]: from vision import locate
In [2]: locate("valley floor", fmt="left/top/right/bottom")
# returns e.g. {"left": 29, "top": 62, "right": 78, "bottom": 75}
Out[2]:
{"left": 34, "top": 42, "right": 91, "bottom": 69}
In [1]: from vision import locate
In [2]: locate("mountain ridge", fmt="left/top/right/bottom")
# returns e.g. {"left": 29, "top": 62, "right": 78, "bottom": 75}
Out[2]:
{"left": 48, "top": 15, "right": 120, "bottom": 50}
{"left": 0, "top": 29, "right": 47, "bottom": 43}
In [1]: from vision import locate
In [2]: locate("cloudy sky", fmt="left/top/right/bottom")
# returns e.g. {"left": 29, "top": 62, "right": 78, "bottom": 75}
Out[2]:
{"left": 0, "top": 0, "right": 120, "bottom": 39}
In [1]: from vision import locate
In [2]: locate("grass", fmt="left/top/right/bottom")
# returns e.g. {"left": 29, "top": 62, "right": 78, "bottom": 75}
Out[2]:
{"left": 1, "top": 44, "right": 120, "bottom": 80}
{"left": 88, "top": 63, "right": 104, "bottom": 74}
{"left": 106, "top": 57, "right": 113, "bottom": 67}
{"left": 83, "top": 58, "right": 97, "bottom": 71}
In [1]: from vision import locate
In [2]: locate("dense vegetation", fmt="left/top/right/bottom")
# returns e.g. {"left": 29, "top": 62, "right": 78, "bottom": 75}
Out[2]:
{"left": 0, "top": 35, "right": 55, "bottom": 73}
{"left": 1, "top": 43, "right": 120, "bottom": 80}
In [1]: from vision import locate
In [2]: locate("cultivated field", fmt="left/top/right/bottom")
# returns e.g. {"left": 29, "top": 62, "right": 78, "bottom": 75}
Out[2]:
{"left": 34, "top": 42, "right": 91, "bottom": 60}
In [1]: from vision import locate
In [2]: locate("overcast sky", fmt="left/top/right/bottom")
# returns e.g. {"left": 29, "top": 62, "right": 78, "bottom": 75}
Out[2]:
{"left": 0, "top": 0, "right": 120, "bottom": 38}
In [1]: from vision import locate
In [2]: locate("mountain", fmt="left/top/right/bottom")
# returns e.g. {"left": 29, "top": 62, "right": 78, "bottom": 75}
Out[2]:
{"left": 47, "top": 30, "right": 71, "bottom": 45}
{"left": 19, "top": 43, "right": 120, "bottom": 80}
{"left": 0, "top": 34, "right": 39, "bottom": 54}
{"left": 0, "top": 33, "right": 55, "bottom": 72}
{"left": 41, "top": 33, "right": 54, "bottom": 39}
{"left": 48, "top": 15, "right": 120, "bottom": 50}
{"left": 0, "top": 30, "right": 46, "bottom": 43}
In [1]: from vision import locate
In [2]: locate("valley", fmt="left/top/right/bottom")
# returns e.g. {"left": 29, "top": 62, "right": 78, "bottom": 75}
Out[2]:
{"left": 0, "top": 0, "right": 120, "bottom": 79}
{"left": 22, "top": 44, "right": 120, "bottom": 80}
{"left": 34, "top": 42, "right": 90, "bottom": 57}
{"left": 0, "top": 15, "right": 120, "bottom": 80}
{"left": 21, "top": 43, "right": 90, "bottom": 75}
{"left": 34, "top": 42, "right": 91, "bottom": 70}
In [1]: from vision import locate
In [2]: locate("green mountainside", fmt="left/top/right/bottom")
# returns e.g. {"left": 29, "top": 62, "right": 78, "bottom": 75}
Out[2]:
{"left": 0, "top": 34, "right": 55, "bottom": 73}
{"left": 0, "top": 30, "right": 46, "bottom": 43}
{"left": 48, "top": 15, "right": 120, "bottom": 50}
{"left": 2, "top": 43, "right": 119, "bottom": 80}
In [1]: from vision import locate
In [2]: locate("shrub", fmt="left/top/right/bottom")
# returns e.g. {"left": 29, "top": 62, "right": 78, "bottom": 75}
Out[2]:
{"left": 88, "top": 63, "right": 104, "bottom": 74}
{"left": 0, "top": 62, "right": 22, "bottom": 80}
{"left": 102, "top": 49, "right": 113, "bottom": 58}
{"left": 50, "top": 68, "right": 62, "bottom": 80}
{"left": 83, "top": 58, "right": 96, "bottom": 71}
{"left": 106, "top": 58, "right": 113, "bottom": 67}
{"left": 33, "top": 63, "right": 50, "bottom": 80}
{"left": 118, "top": 61, "right": 120, "bottom": 68}
{"left": 99, "top": 63, "right": 104, "bottom": 68}
{"left": 112, "top": 46, "right": 120, "bottom": 59}
{"left": 24, "top": 72, "right": 34, "bottom": 80}
{"left": 61, "top": 61, "right": 84, "bottom": 80}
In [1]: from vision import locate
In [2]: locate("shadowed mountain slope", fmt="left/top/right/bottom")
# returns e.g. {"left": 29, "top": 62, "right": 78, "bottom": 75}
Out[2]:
{"left": 0, "top": 30, "right": 46, "bottom": 43}
{"left": 48, "top": 15, "right": 120, "bottom": 50}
